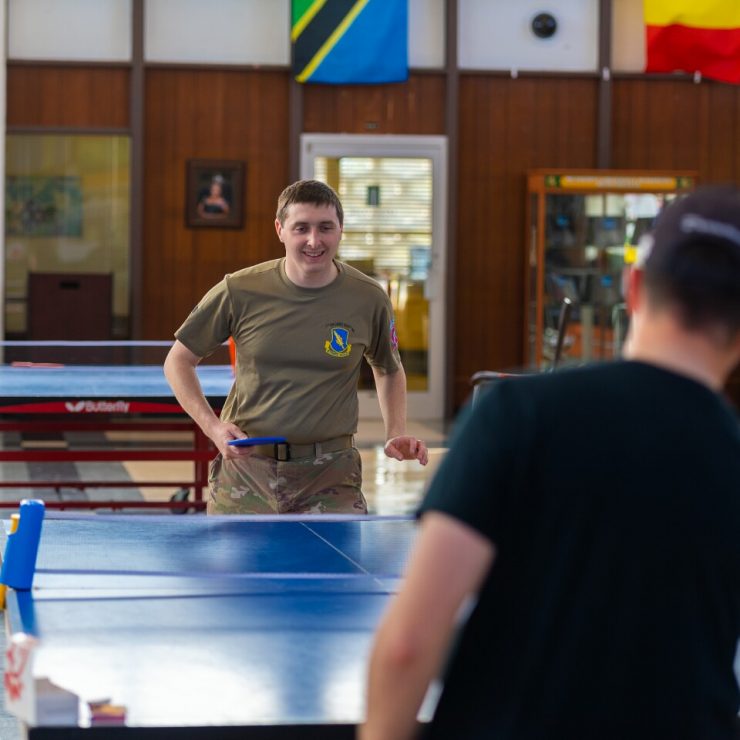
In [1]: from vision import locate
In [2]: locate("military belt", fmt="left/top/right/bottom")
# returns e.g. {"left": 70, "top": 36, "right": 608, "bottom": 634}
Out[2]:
{"left": 249, "top": 435, "right": 355, "bottom": 462}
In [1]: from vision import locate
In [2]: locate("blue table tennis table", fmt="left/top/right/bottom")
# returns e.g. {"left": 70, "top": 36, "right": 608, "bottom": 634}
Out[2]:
{"left": 0, "top": 341, "right": 234, "bottom": 511}
{"left": 2, "top": 513, "right": 420, "bottom": 738}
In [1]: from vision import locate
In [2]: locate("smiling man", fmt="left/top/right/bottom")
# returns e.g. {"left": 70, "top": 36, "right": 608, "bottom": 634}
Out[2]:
{"left": 164, "top": 179, "right": 427, "bottom": 515}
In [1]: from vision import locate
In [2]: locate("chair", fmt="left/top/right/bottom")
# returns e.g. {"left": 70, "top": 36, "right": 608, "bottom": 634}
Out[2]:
{"left": 470, "top": 298, "right": 572, "bottom": 406}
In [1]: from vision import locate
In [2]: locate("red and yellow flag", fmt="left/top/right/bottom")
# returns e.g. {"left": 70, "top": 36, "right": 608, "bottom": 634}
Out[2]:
{"left": 645, "top": 1, "right": 740, "bottom": 84}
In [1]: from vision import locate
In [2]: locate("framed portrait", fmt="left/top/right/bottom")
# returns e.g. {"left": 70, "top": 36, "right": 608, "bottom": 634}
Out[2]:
{"left": 186, "top": 159, "right": 245, "bottom": 228}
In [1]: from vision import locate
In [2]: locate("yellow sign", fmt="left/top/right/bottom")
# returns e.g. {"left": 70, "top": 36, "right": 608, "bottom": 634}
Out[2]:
{"left": 545, "top": 174, "right": 693, "bottom": 192}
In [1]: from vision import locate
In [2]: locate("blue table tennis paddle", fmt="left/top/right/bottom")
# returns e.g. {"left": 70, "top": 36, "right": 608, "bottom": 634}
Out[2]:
{"left": 228, "top": 436, "right": 287, "bottom": 447}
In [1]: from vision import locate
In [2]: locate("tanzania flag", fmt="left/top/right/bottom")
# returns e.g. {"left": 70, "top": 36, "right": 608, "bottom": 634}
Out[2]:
{"left": 292, "top": 0, "right": 408, "bottom": 85}
{"left": 645, "top": 1, "right": 740, "bottom": 84}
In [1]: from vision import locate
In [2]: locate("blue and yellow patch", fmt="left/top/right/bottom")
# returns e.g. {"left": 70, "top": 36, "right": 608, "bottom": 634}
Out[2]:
{"left": 325, "top": 326, "right": 352, "bottom": 357}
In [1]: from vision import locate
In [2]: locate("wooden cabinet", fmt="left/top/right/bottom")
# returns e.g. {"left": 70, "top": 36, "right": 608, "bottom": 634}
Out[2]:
{"left": 524, "top": 170, "right": 696, "bottom": 369}
{"left": 27, "top": 272, "right": 112, "bottom": 340}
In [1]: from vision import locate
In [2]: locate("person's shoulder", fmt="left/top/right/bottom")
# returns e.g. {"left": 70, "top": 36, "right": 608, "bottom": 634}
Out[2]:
{"left": 469, "top": 363, "right": 632, "bottom": 443}
{"left": 488, "top": 362, "right": 601, "bottom": 388}
{"left": 489, "top": 361, "right": 707, "bottom": 419}
{"left": 525, "top": 360, "right": 637, "bottom": 385}
{"left": 224, "top": 259, "right": 281, "bottom": 286}
{"left": 480, "top": 361, "right": 631, "bottom": 405}
{"left": 337, "top": 262, "right": 389, "bottom": 296}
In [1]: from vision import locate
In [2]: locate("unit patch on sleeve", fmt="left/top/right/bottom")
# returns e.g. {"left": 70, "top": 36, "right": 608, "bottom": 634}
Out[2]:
{"left": 325, "top": 326, "right": 352, "bottom": 358}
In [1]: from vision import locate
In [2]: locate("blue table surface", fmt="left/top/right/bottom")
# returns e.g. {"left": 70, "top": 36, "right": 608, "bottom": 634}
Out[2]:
{"left": 2, "top": 514, "right": 418, "bottom": 728}
{"left": 0, "top": 364, "right": 234, "bottom": 399}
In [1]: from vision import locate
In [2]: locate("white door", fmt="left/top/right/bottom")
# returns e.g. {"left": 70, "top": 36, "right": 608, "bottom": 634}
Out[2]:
{"left": 301, "top": 134, "right": 447, "bottom": 420}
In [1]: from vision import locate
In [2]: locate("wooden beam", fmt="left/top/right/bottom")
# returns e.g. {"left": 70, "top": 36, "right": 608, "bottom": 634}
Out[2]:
{"left": 444, "top": 0, "right": 459, "bottom": 418}
{"left": 129, "top": 0, "right": 144, "bottom": 337}
{"left": 597, "top": 0, "right": 613, "bottom": 168}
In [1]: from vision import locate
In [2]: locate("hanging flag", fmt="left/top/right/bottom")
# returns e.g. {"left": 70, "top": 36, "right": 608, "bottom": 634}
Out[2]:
{"left": 292, "top": 0, "right": 408, "bottom": 85}
{"left": 644, "top": 1, "right": 740, "bottom": 84}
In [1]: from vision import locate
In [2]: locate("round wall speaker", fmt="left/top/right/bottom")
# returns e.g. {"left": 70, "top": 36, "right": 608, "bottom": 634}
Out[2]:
{"left": 531, "top": 12, "right": 558, "bottom": 39}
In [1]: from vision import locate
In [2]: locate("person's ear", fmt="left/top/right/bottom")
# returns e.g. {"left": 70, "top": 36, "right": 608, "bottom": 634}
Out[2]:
{"left": 274, "top": 218, "right": 283, "bottom": 241}
{"left": 626, "top": 265, "right": 643, "bottom": 315}
{"left": 730, "top": 332, "right": 740, "bottom": 370}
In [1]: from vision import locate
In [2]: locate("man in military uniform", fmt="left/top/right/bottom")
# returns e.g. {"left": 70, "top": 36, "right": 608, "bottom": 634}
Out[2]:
{"left": 164, "top": 179, "right": 428, "bottom": 514}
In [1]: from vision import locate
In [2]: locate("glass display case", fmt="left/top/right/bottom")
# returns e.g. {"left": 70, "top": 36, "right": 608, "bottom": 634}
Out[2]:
{"left": 524, "top": 170, "right": 696, "bottom": 369}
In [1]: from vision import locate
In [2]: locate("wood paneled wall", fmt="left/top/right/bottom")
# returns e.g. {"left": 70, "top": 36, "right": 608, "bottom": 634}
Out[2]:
{"left": 613, "top": 78, "right": 740, "bottom": 178}
{"left": 453, "top": 75, "right": 599, "bottom": 405}
{"left": 6, "top": 63, "right": 740, "bottom": 409}
{"left": 303, "top": 74, "right": 446, "bottom": 134}
{"left": 140, "top": 71, "right": 443, "bottom": 339}
{"left": 452, "top": 75, "right": 740, "bottom": 408}
{"left": 7, "top": 64, "right": 129, "bottom": 128}
{"left": 142, "top": 69, "right": 290, "bottom": 339}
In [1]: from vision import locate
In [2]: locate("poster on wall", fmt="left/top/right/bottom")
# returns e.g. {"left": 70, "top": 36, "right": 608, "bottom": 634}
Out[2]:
{"left": 186, "top": 160, "right": 245, "bottom": 229}
{"left": 5, "top": 176, "right": 83, "bottom": 237}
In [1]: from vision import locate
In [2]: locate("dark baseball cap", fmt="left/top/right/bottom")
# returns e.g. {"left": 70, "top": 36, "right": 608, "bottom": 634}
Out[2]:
{"left": 636, "top": 185, "right": 740, "bottom": 275}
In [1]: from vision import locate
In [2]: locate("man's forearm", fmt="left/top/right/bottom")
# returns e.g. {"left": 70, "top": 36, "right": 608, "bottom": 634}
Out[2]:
{"left": 163, "top": 355, "right": 221, "bottom": 437}
{"left": 360, "top": 514, "right": 496, "bottom": 740}
{"left": 360, "top": 622, "right": 435, "bottom": 740}
{"left": 373, "top": 366, "right": 408, "bottom": 440}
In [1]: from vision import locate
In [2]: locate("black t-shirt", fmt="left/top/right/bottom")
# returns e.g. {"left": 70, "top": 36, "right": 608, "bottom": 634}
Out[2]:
{"left": 419, "top": 361, "right": 740, "bottom": 740}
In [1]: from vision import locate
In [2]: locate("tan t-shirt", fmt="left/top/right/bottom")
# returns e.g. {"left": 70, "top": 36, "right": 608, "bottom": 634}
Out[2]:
{"left": 175, "top": 258, "right": 402, "bottom": 443}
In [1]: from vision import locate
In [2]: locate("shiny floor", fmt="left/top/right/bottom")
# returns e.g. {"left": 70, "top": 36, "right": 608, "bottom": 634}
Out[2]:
{"left": 356, "top": 418, "right": 450, "bottom": 514}
{"left": 0, "top": 418, "right": 451, "bottom": 515}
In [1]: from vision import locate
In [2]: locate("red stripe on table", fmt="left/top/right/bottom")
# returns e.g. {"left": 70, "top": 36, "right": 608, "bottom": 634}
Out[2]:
{"left": 0, "top": 401, "right": 184, "bottom": 414}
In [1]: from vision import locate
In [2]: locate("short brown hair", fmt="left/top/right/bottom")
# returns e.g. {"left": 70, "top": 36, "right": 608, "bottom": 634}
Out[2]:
{"left": 276, "top": 179, "right": 344, "bottom": 227}
{"left": 640, "top": 185, "right": 740, "bottom": 341}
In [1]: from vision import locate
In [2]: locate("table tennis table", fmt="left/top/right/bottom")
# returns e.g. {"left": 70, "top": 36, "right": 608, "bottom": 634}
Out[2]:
{"left": 0, "top": 342, "right": 234, "bottom": 511}
{"left": 2, "top": 512, "right": 420, "bottom": 738}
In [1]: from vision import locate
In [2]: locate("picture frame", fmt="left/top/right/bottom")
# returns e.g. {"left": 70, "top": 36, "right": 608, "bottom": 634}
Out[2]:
{"left": 186, "top": 159, "right": 245, "bottom": 228}
{"left": 6, "top": 176, "right": 83, "bottom": 237}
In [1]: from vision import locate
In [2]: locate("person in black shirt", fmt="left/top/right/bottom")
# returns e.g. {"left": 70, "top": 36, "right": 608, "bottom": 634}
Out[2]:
{"left": 361, "top": 185, "right": 740, "bottom": 740}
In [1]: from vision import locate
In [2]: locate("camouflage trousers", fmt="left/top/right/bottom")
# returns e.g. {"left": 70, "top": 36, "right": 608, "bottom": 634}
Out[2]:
{"left": 207, "top": 447, "right": 367, "bottom": 515}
